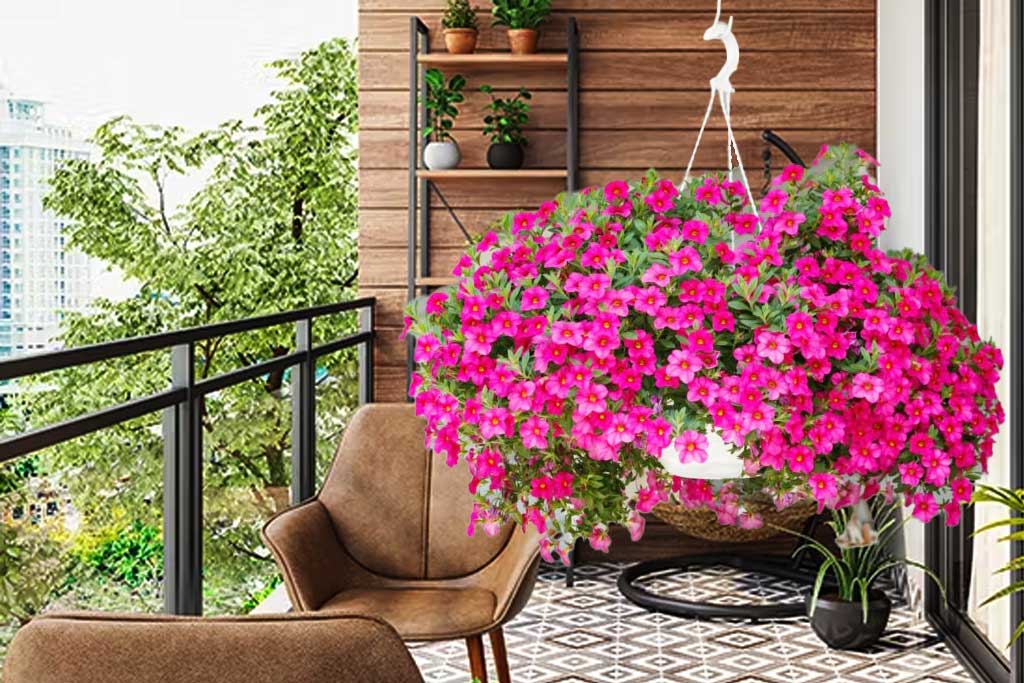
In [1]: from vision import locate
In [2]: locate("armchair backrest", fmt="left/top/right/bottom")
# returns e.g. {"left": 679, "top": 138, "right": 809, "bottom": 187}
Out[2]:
{"left": 3, "top": 612, "right": 423, "bottom": 683}
{"left": 318, "top": 403, "right": 513, "bottom": 580}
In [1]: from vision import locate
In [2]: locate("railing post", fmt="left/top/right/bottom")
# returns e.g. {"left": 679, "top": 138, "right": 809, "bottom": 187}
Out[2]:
{"left": 291, "top": 319, "right": 316, "bottom": 505}
{"left": 162, "top": 343, "right": 203, "bottom": 615}
{"left": 358, "top": 305, "right": 374, "bottom": 405}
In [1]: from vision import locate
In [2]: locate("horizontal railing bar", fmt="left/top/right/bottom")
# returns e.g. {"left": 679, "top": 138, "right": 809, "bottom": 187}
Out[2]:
{"left": 310, "top": 331, "right": 374, "bottom": 360}
{"left": 193, "top": 351, "right": 305, "bottom": 398}
{"left": 0, "top": 388, "right": 188, "bottom": 464}
{"left": 0, "top": 297, "right": 376, "bottom": 382}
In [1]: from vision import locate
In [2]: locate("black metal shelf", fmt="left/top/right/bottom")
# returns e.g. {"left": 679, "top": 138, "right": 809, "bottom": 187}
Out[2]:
{"left": 406, "top": 15, "right": 580, "bottom": 379}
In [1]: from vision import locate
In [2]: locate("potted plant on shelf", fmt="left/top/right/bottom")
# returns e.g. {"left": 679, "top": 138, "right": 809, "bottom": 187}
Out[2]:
{"left": 422, "top": 68, "right": 466, "bottom": 171}
{"left": 442, "top": 0, "right": 479, "bottom": 55}
{"left": 404, "top": 145, "right": 1004, "bottom": 647}
{"left": 480, "top": 84, "right": 531, "bottom": 170}
{"left": 491, "top": 0, "right": 551, "bottom": 55}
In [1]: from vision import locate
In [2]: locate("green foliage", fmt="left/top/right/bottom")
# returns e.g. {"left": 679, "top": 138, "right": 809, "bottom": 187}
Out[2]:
{"left": 783, "top": 500, "right": 945, "bottom": 623}
{"left": 442, "top": 0, "right": 478, "bottom": 30}
{"left": 0, "top": 459, "right": 37, "bottom": 496}
{"left": 480, "top": 85, "right": 531, "bottom": 146}
{"left": 423, "top": 69, "right": 467, "bottom": 142}
{"left": 78, "top": 521, "right": 162, "bottom": 590}
{"left": 972, "top": 484, "right": 1024, "bottom": 646}
{"left": 491, "top": 0, "right": 551, "bottom": 29}
{"left": 0, "top": 37, "right": 362, "bottom": 622}
{"left": 241, "top": 574, "right": 282, "bottom": 613}
{"left": 0, "top": 522, "right": 69, "bottom": 626}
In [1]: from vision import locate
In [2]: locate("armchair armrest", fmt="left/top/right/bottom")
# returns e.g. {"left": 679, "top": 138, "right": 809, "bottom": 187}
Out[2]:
{"left": 262, "top": 499, "right": 348, "bottom": 611}
{"left": 465, "top": 526, "right": 542, "bottom": 624}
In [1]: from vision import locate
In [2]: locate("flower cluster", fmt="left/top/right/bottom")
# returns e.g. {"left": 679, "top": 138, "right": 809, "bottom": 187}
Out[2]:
{"left": 404, "top": 145, "right": 1003, "bottom": 560}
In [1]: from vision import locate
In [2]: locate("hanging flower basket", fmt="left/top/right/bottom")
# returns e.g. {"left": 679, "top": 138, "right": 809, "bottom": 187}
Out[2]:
{"left": 653, "top": 497, "right": 816, "bottom": 543}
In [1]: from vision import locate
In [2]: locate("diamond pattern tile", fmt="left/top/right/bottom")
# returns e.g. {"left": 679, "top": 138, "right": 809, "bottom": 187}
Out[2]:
{"left": 410, "top": 562, "right": 970, "bottom": 682}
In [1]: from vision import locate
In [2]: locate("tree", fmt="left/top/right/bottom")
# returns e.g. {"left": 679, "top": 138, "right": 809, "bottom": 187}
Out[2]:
{"left": 0, "top": 38, "right": 361, "bottom": 616}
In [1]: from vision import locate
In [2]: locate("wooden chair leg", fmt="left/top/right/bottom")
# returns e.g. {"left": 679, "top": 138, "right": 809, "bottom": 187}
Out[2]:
{"left": 489, "top": 627, "right": 511, "bottom": 683}
{"left": 466, "top": 634, "right": 488, "bottom": 683}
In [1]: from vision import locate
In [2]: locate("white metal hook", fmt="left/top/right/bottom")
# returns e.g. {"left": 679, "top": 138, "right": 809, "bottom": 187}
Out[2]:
{"left": 703, "top": 0, "right": 738, "bottom": 95}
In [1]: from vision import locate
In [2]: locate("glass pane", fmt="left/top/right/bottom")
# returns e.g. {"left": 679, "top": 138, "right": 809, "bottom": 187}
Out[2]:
{"left": 969, "top": 0, "right": 1012, "bottom": 651}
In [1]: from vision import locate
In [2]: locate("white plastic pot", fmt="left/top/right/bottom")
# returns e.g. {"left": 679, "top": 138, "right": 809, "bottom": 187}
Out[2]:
{"left": 658, "top": 428, "right": 744, "bottom": 480}
{"left": 423, "top": 141, "right": 462, "bottom": 170}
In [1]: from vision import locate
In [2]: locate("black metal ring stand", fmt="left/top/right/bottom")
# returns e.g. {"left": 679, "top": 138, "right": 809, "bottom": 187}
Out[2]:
{"left": 617, "top": 516, "right": 827, "bottom": 621}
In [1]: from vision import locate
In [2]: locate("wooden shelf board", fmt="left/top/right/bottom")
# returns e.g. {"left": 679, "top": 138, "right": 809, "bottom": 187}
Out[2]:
{"left": 415, "top": 277, "right": 458, "bottom": 287}
{"left": 417, "top": 53, "right": 568, "bottom": 68}
{"left": 416, "top": 169, "right": 567, "bottom": 180}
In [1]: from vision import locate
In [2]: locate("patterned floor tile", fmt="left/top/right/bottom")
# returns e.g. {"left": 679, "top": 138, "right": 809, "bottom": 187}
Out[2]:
{"left": 410, "top": 562, "right": 971, "bottom": 683}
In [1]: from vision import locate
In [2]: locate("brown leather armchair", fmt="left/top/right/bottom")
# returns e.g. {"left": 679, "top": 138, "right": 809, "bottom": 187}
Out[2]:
{"left": 262, "top": 403, "right": 540, "bottom": 683}
{"left": 3, "top": 612, "right": 423, "bottom": 683}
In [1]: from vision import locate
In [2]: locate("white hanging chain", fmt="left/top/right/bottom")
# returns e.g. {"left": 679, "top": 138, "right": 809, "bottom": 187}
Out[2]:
{"left": 679, "top": 0, "right": 761, "bottom": 228}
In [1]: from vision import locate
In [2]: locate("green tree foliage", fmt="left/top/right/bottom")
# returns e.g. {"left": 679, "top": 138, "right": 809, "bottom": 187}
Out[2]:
{"left": 0, "top": 37, "right": 361, "bottom": 620}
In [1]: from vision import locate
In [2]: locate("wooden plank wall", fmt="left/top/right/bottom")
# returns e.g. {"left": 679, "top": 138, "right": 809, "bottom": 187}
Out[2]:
{"left": 358, "top": 0, "right": 877, "bottom": 401}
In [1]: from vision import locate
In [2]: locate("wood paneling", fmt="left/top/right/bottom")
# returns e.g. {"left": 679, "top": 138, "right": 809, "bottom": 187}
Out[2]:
{"left": 358, "top": 0, "right": 877, "bottom": 401}
{"left": 360, "top": 12, "right": 874, "bottom": 52}
{"left": 361, "top": 89, "right": 876, "bottom": 131}
{"left": 362, "top": 128, "right": 874, "bottom": 170}
{"left": 361, "top": 51, "right": 876, "bottom": 91}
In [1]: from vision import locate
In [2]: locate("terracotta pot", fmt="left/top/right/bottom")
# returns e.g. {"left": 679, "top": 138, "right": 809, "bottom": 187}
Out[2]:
{"left": 808, "top": 590, "right": 891, "bottom": 650}
{"left": 444, "top": 28, "right": 478, "bottom": 54}
{"left": 507, "top": 29, "right": 539, "bottom": 55}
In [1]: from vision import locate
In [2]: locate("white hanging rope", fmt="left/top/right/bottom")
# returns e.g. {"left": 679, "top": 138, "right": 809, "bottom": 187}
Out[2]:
{"left": 679, "top": 0, "right": 761, "bottom": 231}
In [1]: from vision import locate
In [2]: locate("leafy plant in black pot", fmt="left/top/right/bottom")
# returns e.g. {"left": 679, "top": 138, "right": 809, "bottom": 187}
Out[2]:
{"left": 480, "top": 84, "right": 531, "bottom": 170}
{"left": 422, "top": 68, "right": 467, "bottom": 170}
{"left": 784, "top": 499, "right": 945, "bottom": 650}
{"left": 491, "top": 0, "right": 551, "bottom": 54}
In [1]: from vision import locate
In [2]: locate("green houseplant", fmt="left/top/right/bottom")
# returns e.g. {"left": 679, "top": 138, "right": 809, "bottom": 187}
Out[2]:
{"left": 783, "top": 499, "right": 945, "bottom": 650}
{"left": 480, "top": 84, "right": 531, "bottom": 170}
{"left": 423, "top": 68, "right": 467, "bottom": 170}
{"left": 442, "top": 0, "right": 479, "bottom": 55}
{"left": 491, "top": 0, "right": 552, "bottom": 54}
{"left": 973, "top": 484, "right": 1024, "bottom": 646}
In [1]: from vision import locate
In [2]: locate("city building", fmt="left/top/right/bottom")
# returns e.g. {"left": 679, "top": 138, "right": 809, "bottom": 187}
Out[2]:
{"left": 0, "top": 71, "right": 91, "bottom": 361}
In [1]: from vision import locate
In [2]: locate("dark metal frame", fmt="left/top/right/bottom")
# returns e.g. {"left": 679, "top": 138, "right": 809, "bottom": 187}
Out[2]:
{"left": 0, "top": 297, "right": 376, "bottom": 615}
{"left": 405, "top": 15, "right": 581, "bottom": 377}
{"left": 924, "top": 1, "right": 1023, "bottom": 681}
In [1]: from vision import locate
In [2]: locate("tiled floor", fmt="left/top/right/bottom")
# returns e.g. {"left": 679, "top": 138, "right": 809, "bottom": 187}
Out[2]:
{"left": 410, "top": 562, "right": 971, "bottom": 683}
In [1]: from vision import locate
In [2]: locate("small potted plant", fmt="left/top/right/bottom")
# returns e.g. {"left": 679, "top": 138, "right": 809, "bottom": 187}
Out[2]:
{"left": 480, "top": 84, "right": 531, "bottom": 170}
{"left": 422, "top": 68, "right": 466, "bottom": 170}
{"left": 973, "top": 485, "right": 1024, "bottom": 645}
{"left": 442, "top": 0, "right": 479, "bottom": 55}
{"left": 786, "top": 500, "right": 944, "bottom": 650}
{"left": 491, "top": 0, "right": 551, "bottom": 55}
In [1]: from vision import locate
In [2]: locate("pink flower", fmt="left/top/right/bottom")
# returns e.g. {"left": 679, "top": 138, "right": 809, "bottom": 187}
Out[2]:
{"left": 912, "top": 492, "right": 940, "bottom": 523}
{"left": 669, "top": 246, "right": 703, "bottom": 274}
{"left": 520, "top": 415, "right": 550, "bottom": 449}
{"left": 414, "top": 334, "right": 441, "bottom": 362}
{"left": 674, "top": 430, "right": 709, "bottom": 464}
{"left": 666, "top": 348, "right": 701, "bottom": 383}
{"left": 576, "top": 381, "right": 608, "bottom": 415}
{"left": 627, "top": 510, "right": 646, "bottom": 541}
{"left": 694, "top": 177, "right": 723, "bottom": 204}
{"left": 552, "top": 472, "right": 574, "bottom": 498}
{"left": 850, "top": 373, "right": 884, "bottom": 403}
{"left": 808, "top": 472, "right": 839, "bottom": 510}
{"left": 530, "top": 476, "right": 555, "bottom": 500}
{"left": 479, "top": 407, "right": 511, "bottom": 439}
{"left": 589, "top": 525, "right": 612, "bottom": 553}
{"left": 521, "top": 286, "right": 549, "bottom": 311}
{"left": 604, "top": 180, "right": 630, "bottom": 203}
{"left": 755, "top": 331, "right": 791, "bottom": 364}
{"left": 759, "top": 189, "right": 788, "bottom": 215}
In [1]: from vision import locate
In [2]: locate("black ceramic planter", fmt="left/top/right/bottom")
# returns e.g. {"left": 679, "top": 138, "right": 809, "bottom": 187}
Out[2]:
{"left": 808, "top": 590, "right": 891, "bottom": 650}
{"left": 487, "top": 143, "right": 525, "bottom": 170}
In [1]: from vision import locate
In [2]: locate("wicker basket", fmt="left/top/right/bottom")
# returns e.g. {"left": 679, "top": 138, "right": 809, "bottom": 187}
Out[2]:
{"left": 653, "top": 498, "right": 817, "bottom": 543}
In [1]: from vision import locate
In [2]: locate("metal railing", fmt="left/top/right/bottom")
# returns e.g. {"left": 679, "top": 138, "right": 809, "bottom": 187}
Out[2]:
{"left": 0, "top": 297, "right": 375, "bottom": 615}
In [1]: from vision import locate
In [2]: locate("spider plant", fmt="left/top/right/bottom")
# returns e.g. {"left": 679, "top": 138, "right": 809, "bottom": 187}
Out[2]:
{"left": 972, "top": 484, "right": 1024, "bottom": 645}
{"left": 781, "top": 498, "right": 945, "bottom": 622}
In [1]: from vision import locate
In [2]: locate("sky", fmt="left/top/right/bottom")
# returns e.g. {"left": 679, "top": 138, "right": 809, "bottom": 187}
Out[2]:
{"left": 2, "top": 0, "right": 359, "bottom": 296}
{"left": 2, "top": 0, "right": 358, "bottom": 136}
